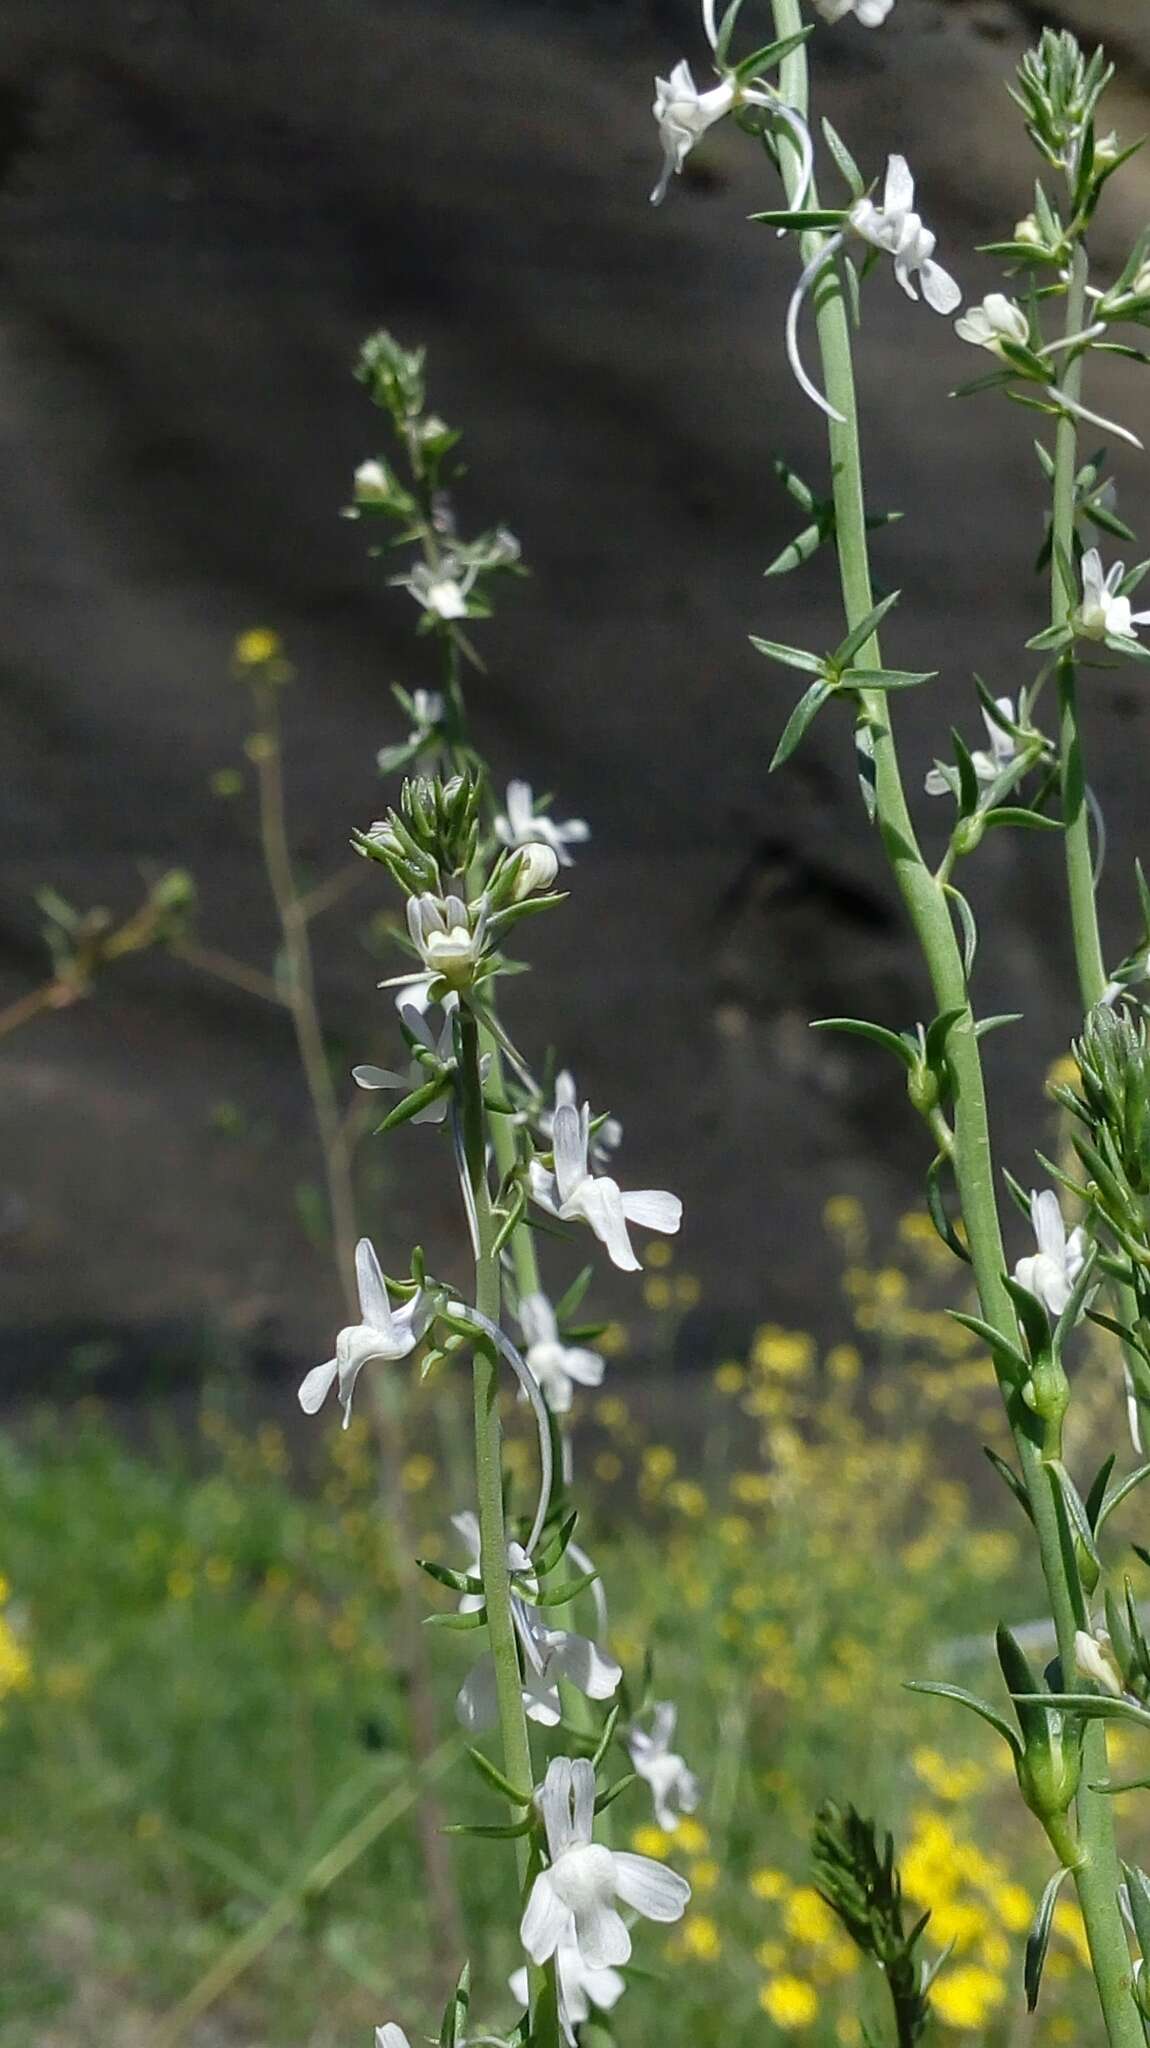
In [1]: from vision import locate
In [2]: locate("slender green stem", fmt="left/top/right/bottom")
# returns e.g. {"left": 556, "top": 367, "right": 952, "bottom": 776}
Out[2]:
{"left": 769, "top": 16, "right": 1139, "bottom": 2040}
{"left": 459, "top": 1012, "right": 537, "bottom": 1837}
{"left": 1053, "top": 245, "right": 1108, "bottom": 1009}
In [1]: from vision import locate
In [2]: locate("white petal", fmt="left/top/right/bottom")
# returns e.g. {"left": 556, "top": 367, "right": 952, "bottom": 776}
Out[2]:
{"left": 611, "top": 1852, "right": 692, "bottom": 1923}
{"left": 352, "top": 1064, "right": 406, "bottom": 1091}
{"left": 552, "top": 1629, "right": 623, "bottom": 1701}
{"left": 539, "top": 1756, "right": 582, "bottom": 1859}
{"left": 924, "top": 766, "right": 951, "bottom": 796}
{"left": 455, "top": 1653, "right": 499, "bottom": 1734}
{"left": 523, "top": 1675, "right": 564, "bottom": 1725}
{"left": 921, "top": 259, "right": 962, "bottom": 315}
{"left": 508, "top": 1966, "right": 529, "bottom": 2010}
{"left": 572, "top": 1899, "right": 632, "bottom": 1971}
{"left": 298, "top": 1357, "right": 338, "bottom": 1414}
{"left": 619, "top": 1188, "right": 683, "bottom": 1236}
{"left": 562, "top": 1346, "right": 605, "bottom": 1388}
{"left": 1031, "top": 1190, "right": 1066, "bottom": 1264}
{"left": 519, "top": 1290, "right": 558, "bottom": 1348}
{"left": 884, "top": 153, "right": 915, "bottom": 214}
{"left": 521, "top": 1872, "right": 573, "bottom": 1964}
{"left": 529, "top": 1160, "right": 560, "bottom": 1215}
{"left": 578, "top": 1177, "right": 641, "bottom": 1272}
{"left": 551, "top": 1103, "right": 589, "bottom": 1207}
{"left": 375, "top": 2028, "right": 411, "bottom": 2048}
{"left": 355, "top": 1238, "right": 396, "bottom": 1335}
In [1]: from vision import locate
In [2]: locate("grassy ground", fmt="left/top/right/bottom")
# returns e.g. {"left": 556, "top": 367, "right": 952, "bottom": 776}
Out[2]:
{"left": 1, "top": 1202, "right": 1144, "bottom": 2047}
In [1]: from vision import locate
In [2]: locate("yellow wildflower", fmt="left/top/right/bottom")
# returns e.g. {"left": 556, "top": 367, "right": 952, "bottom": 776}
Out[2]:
{"left": 759, "top": 1976, "right": 819, "bottom": 2029}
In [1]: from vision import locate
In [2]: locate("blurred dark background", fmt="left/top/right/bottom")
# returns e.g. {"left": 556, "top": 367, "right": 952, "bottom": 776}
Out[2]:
{"left": 1, "top": 0, "right": 1147, "bottom": 1392}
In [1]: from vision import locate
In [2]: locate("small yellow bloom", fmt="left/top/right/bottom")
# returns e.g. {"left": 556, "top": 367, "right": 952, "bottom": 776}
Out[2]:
{"left": 680, "top": 1913, "right": 722, "bottom": 1961}
{"left": 714, "top": 1361, "right": 745, "bottom": 1394}
{"left": 644, "top": 1239, "right": 673, "bottom": 1268}
{"left": 759, "top": 1976, "right": 819, "bottom": 2029}
{"left": 643, "top": 1275, "right": 673, "bottom": 1311}
{"left": 234, "top": 627, "right": 282, "bottom": 666}
{"left": 166, "top": 1567, "right": 195, "bottom": 1602}
{"left": 750, "top": 1866, "right": 790, "bottom": 1901}
{"left": 594, "top": 1452, "right": 622, "bottom": 1484}
{"left": 631, "top": 1826, "right": 670, "bottom": 1859}
{"left": 930, "top": 1965, "right": 1005, "bottom": 2030}
{"left": 689, "top": 1858, "right": 720, "bottom": 1893}
{"left": 825, "top": 1343, "right": 861, "bottom": 1385}
{"left": 401, "top": 1453, "right": 436, "bottom": 1493}
{"left": 784, "top": 1886, "right": 836, "bottom": 1946}
{"left": 673, "top": 1817, "right": 709, "bottom": 1855}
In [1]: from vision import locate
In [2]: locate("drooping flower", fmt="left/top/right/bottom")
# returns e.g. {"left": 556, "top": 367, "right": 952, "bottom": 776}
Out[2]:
{"left": 954, "top": 294, "right": 1029, "bottom": 355}
{"left": 650, "top": 0, "right": 812, "bottom": 208}
{"left": 529, "top": 1101, "right": 681, "bottom": 1273}
{"left": 450, "top": 1509, "right": 535, "bottom": 1615}
{"left": 298, "top": 1238, "right": 432, "bottom": 1426}
{"left": 510, "top": 1936, "right": 626, "bottom": 2045}
{"left": 509, "top": 842, "right": 562, "bottom": 900}
{"left": 1013, "top": 1189, "right": 1087, "bottom": 1317}
{"left": 847, "top": 157, "right": 962, "bottom": 312}
{"left": 925, "top": 697, "right": 1018, "bottom": 797}
{"left": 353, "top": 1002, "right": 462, "bottom": 1126}
{"left": 518, "top": 1291, "right": 605, "bottom": 1413}
{"left": 627, "top": 1701, "right": 701, "bottom": 1832}
{"left": 521, "top": 1757, "right": 690, "bottom": 1970}
{"left": 1078, "top": 549, "right": 1150, "bottom": 643}
{"left": 815, "top": 0, "right": 895, "bottom": 23}
{"left": 495, "top": 780, "right": 590, "bottom": 869}
{"left": 456, "top": 1598, "right": 621, "bottom": 1733}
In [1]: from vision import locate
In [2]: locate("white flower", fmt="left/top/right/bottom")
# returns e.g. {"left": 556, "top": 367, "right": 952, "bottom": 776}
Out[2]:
{"left": 510, "top": 1936, "right": 626, "bottom": 2045}
{"left": 298, "top": 1238, "right": 432, "bottom": 1427}
{"left": 954, "top": 293, "right": 1029, "bottom": 355}
{"left": 495, "top": 780, "right": 590, "bottom": 869}
{"left": 399, "top": 560, "right": 477, "bottom": 620}
{"left": 848, "top": 157, "right": 962, "bottom": 312}
{"left": 510, "top": 842, "right": 562, "bottom": 900}
{"left": 1078, "top": 549, "right": 1150, "bottom": 642}
{"left": 1074, "top": 1628, "right": 1125, "bottom": 1698}
{"left": 925, "top": 696, "right": 1018, "bottom": 796}
{"left": 450, "top": 1509, "right": 534, "bottom": 1615}
{"left": 815, "top": 0, "right": 895, "bottom": 23}
{"left": 650, "top": 0, "right": 812, "bottom": 208}
{"left": 529, "top": 1101, "right": 681, "bottom": 1273}
{"left": 352, "top": 1001, "right": 462, "bottom": 1126}
{"left": 627, "top": 1702, "right": 701, "bottom": 1832}
{"left": 1013, "top": 1189, "right": 1087, "bottom": 1317}
{"left": 456, "top": 1598, "right": 621, "bottom": 1733}
{"left": 517, "top": 1291, "right": 605, "bottom": 1414}
{"left": 521, "top": 1757, "right": 690, "bottom": 1969}
{"left": 650, "top": 61, "right": 738, "bottom": 205}
{"left": 391, "top": 892, "right": 489, "bottom": 990}
{"left": 542, "top": 1072, "right": 623, "bottom": 1164}
{"left": 375, "top": 2027, "right": 410, "bottom": 2048}
{"left": 355, "top": 460, "right": 391, "bottom": 501}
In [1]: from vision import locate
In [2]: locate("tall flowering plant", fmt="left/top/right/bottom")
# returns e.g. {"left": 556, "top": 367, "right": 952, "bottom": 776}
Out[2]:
{"left": 301, "top": 334, "right": 692, "bottom": 2048}
{"left": 648, "top": 3, "right": 1150, "bottom": 2040}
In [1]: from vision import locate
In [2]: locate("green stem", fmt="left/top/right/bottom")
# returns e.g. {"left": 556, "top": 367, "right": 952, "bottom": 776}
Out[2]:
{"left": 769, "top": 17, "right": 1138, "bottom": 2040}
{"left": 1053, "top": 245, "right": 1108, "bottom": 1009}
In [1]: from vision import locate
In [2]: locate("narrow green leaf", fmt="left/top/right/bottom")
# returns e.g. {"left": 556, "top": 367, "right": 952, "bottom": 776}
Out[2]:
{"left": 424, "top": 1607, "right": 487, "bottom": 1631}
{"left": 769, "top": 678, "right": 834, "bottom": 771}
{"left": 416, "top": 1557, "right": 482, "bottom": 1595}
{"left": 832, "top": 589, "right": 902, "bottom": 670}
{"left": 821, "top": 116, "right": 864, "bottom": 199}
{"left": 465, "top": 1748, "right": 532, "bottom": 1807}
{"left": 843, "top": 667, "right": 935, "bottom": 691}
{"left": 809, "top": 1017, "right": 916, "bottom": 1069}
{"left": 983, "top": 1445, "right": 1035, "bottom": 1525}
{"left": 1025, "top": 1868, "right": 1068, "bottom": 2012}
{"left": 905, "top": 1680, "right": 1022, "bottom": 1756}
{"left": 749, "top": 635, "right": 825, "bottom": 675}
{"left": 982, "top": 806, "right": 1064, "bottom": 834}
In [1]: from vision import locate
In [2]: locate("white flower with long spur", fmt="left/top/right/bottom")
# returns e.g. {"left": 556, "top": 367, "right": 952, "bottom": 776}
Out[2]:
{"left": 529, "top": 1101, "right": 681, "bottom": 1274}
{"left": 627, "top": 1701, "right": 701, "bottom": 1833}
{"left": 1078, "top": 549, "right": 1150, "bottom": 643}
{"left": 954, "top": 293, "right": 1029, "bottom": 356}
{"left": 815, "top": 0, "right": 895, "bottom": 23}
{"left": 521, "top": 1757, "right": 690, "bottom": 1969}
{"left": 495, "top": 780, "right": 590, "bottom": 869}
{"left": 298, "top": 1238, "right": 432, "bottom": 1427}
{"left": 518, "top": 1291, "right": 605, "bottom": 1414}
{"left": 786, "top": 154, "right": 959, "bottom": 420}
{"left": 650, "top": 0, "right": 812, "bottom": 208}
{"left": 352, "top": 1001, "right": 463, "bottom": 1126}
{"left": 456, "top": 1595, "right": 621, "bottom": 1732}
{"left": 510, "top": 1936, "right": 626, "bottom": 2046}
{"left": 1013, "top": 1189, "right": 1087, "bottom": 1318}
{"left": 397, "top": 559, "right": 478, "bottom": 621}
{"left": 848, "top": 156, "right": 961, "bottom": 311}
{"left": 925, "top": 697, "right": 1018, "bottom": 797}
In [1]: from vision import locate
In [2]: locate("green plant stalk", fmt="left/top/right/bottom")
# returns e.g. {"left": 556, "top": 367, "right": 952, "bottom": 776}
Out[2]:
{"left": 1052, "top": 245, "right": 1108, "bottom": 1012}
{"left": 769, "top": 12, "right": 1138, "bottom": 2037}
{"left": 459, "top": 1010, "right": 561, "bottom": 2048}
